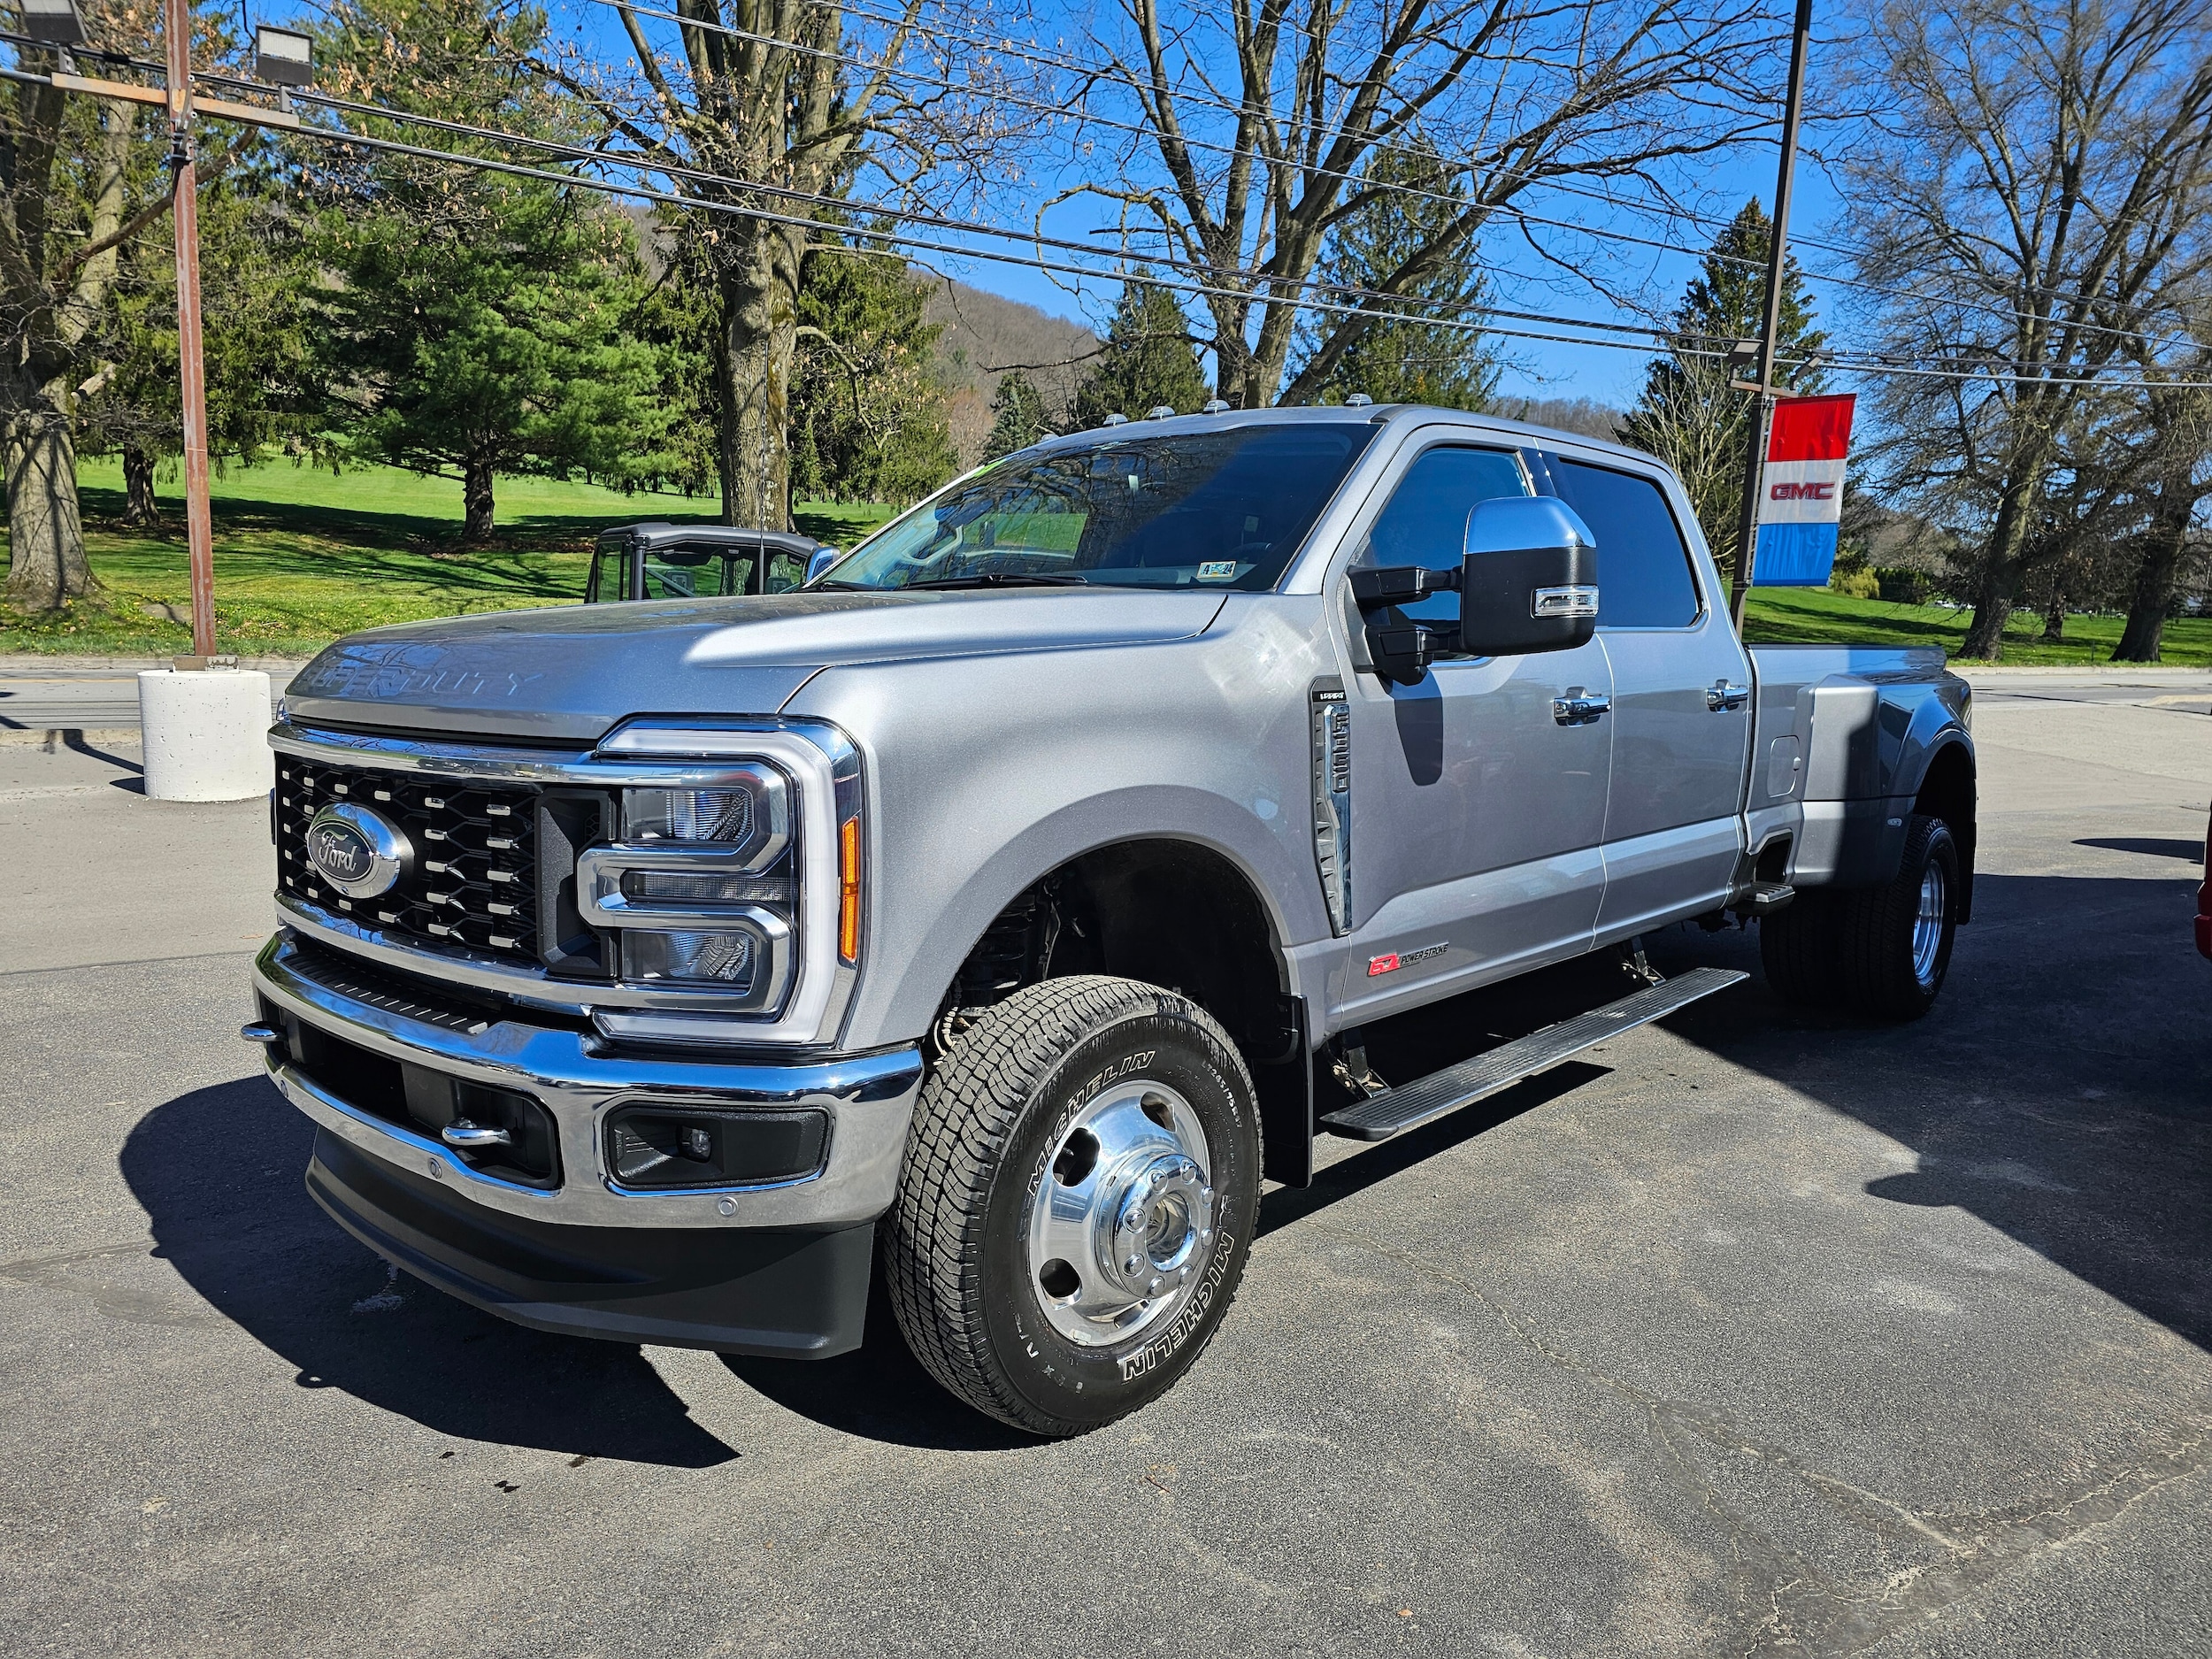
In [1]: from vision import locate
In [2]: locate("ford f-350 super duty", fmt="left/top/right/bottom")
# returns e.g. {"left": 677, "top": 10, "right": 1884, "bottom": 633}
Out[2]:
{"left": 247, "top": 404, "right": 1975, "bottom": 1435}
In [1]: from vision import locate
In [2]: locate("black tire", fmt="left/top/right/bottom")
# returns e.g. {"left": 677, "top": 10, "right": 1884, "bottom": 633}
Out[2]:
{"left": 1760, "top": 814, "right": 1960, "bottom": 1021}
{"left": 885, "top": 975, "right": 1262, "bottom": 1437}
{"left": 1758, "top": 888, "right": 1839, "bottom": 1006}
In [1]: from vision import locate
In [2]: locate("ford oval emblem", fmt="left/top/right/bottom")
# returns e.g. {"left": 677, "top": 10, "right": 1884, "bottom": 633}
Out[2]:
{"left": 306, "top": 802, "right": 412, "bottom": 899}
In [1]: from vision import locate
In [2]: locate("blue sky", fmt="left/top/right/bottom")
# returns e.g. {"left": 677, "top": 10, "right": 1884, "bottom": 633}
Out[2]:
{"left": 534, "top": 0, "right": 1847, "bottom": 410}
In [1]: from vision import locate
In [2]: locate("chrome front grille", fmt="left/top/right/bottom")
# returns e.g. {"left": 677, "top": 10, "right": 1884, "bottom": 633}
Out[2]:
{"left": 275, "top": 760, "right": 542, "bottom": 965}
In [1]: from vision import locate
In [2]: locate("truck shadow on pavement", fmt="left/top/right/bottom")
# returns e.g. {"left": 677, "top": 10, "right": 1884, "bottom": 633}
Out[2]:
{"left": 120, "top": 1075, "right": 739, "bottom": 1468}
{"left": 718, "top": 1278, "right": 1036, "bottom": 1453}
{"left": 1645, "top": 870, "right": 2212, "bottom": 1352}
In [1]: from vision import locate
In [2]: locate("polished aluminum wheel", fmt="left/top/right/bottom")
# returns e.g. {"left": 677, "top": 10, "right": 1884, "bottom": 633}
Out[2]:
{"left": 1911, "top": 861, "right": 1947, "bottom": 986}
{"left": 1025, "top": 1079, "right": 1214, "bottom": 1348}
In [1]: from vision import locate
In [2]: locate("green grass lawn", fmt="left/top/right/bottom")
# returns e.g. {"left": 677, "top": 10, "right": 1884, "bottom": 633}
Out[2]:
{"left": 0, "top": 460, "right": 901, "bottom": 657}
{"left": 1739, "top": 585, "right": 2212, "bottom": 666}
{"left": 4, "top": 459, "right": 2203, "bottom": 664}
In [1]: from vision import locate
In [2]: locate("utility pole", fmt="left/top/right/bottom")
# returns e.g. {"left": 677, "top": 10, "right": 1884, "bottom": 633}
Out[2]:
{"left": 1727, "top": 0, "right": 1815, "bottom": 633}
{"left": 165, "top": 0, "right": 216, "bottom": 658}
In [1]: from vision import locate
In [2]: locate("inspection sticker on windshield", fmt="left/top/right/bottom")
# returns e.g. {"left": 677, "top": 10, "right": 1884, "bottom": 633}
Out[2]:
{"left": 1196, "top": 560, "right": 1238, "bottom": 581}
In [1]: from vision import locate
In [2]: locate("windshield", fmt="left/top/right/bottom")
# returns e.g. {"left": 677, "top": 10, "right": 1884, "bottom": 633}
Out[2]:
{"left": 817, "top": 423, "right": 1377, "bottom": 592}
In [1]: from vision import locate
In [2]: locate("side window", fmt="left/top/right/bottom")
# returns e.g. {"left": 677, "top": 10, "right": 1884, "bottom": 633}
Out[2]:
{"left": 1549, "top": 460, "right": 1701, "bottom": 628}
{"left": 586, "top": 547, "right": 628, "bottom": 603}
{"left": 764, "top": 553, "right": 808, "bottom": 593}
{"left": 1359, "top": 447, "right": 1530, "bottom": 622}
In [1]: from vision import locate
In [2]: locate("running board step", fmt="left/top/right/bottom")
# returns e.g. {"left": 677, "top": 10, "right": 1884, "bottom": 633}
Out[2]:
{"left": 1317, "top": 965, "right": 1748, "bottom": 1143}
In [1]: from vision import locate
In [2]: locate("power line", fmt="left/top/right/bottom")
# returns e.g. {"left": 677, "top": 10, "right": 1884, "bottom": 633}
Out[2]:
{"left": 6, "top": 23, "right": 1718, "bottom": 348}
{"left": 12, "top": 53, "right": 2210, "bottom": 392}
{"left": 274, "top": 62, "right": 2211, "bottom": 383}
{"left": 753, "top": 0, "right": 2205, "bottom": 329}
{"left": 270, "top": 65, "right": 2208, "bottom": 382}
{"left": 26, "top": 18, "right": 2195, "bottom": 361}
{"left": 583, "top": 0, "right": 2206, "bottom": 359}
{"left": 194, "top": 61, "right": 1748, "bottom": 351}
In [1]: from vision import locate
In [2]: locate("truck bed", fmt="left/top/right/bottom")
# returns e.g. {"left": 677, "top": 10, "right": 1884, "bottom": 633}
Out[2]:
{"left": 1744, "top": 644, "right": 1970, "bottom": 892}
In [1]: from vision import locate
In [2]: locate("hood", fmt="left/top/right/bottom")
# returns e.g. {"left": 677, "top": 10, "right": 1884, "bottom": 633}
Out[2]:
{"left": 281, "top": 588, "right": 1230, "bottom": 742}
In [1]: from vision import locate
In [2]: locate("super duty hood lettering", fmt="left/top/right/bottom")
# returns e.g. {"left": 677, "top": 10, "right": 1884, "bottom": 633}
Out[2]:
{"left": 282, "top": 589, "right": 1227, "bottom": 742}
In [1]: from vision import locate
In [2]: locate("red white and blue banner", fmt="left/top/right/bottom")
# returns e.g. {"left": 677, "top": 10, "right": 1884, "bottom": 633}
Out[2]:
{"left": 1750, "top": 392, "right": 1856, "bottom": 587}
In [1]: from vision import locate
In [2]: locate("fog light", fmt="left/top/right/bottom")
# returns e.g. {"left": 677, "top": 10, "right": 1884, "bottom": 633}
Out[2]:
{"left": 624, "top": 928, "right": 757, "bottom": 986}
{"left": 605, "top": 1105, "right": 830, "bottom": 1189}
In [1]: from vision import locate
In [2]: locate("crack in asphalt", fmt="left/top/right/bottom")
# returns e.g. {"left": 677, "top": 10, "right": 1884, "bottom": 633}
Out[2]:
{"left": 1323, "top": 1219, "right": 2209, "bottom": 1657}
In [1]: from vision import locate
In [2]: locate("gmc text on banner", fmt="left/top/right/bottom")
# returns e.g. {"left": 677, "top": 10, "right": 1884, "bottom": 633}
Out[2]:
{"left": 1750, "top": 393, "right": 1855, "bottom": 588}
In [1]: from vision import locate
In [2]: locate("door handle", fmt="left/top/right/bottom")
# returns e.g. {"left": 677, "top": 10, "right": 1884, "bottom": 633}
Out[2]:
{"left": 1553, "top": 688, "right": 1610, "bottom": 726}
{"left": 1706, "top": 680, "right": 1750, "bottom": 712}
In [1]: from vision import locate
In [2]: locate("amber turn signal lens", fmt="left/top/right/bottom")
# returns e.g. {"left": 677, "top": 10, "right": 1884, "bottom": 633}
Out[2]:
{"left": 838, "top": 815, "right": 861, "bottom": 963}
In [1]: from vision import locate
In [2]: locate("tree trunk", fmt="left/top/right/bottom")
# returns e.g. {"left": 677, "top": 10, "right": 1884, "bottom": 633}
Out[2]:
{"left": 712, "top": 329, "right": 741, "bottom": 526}
{"left": 122, "top": 444, "right": 159, "bottom": 526}
{"left": 2040, "top": 590, "right": 2066, "bottom": 642}
{"left": 4, "top": 403, "right": 96, "bottom": 610}
{"left": 1958, "top": 484, "right": 2039, "bottom": 661}
{"left": 715, "top": 224, "right": 804, "bottom": 532}
{"left": 461, "top": 457, "right": 496, "bottom": 542}
{"left": 2111, "top": 490, "right": 2193, "bottom": 663}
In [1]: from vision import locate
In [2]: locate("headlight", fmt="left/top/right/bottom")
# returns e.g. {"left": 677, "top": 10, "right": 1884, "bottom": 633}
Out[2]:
{"left": 624, "top": 927, "right": 759, "bottom": 985}
{"left": 625, "top": 780, "right": 788, "bottom": 866}
{"left": 575, "top": 769, "right": 800, "bottom": 1003}
{"left": 584, "top": 718, "right": 864, "bottom": 1042}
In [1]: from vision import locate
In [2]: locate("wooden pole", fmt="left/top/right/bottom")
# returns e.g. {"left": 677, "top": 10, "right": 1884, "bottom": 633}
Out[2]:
{"left": 1728, "top": 0, "right": 1815, "bottom": 633}
{"left": 165, "top": 0, "right": 216, "bottom": 658}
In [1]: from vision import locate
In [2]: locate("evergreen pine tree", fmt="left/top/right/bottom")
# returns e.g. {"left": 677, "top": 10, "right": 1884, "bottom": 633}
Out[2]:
{"left": 1618, "top": 200, "right": 1824, "bottom": 584}
{"left": 786, "top": 240, "right": 958, "bottom": 505}
{"left": 982, "top": 371, "right": 1050, "bottom": 459}
{"left": 1071, "top": 280, "right": 1210, "bottom": 426}
{"left": 309, "top": 0, "right": 678, "bottom": 543}
{"left": 1295, "top": 150, "right": 1499, "bottom": 410}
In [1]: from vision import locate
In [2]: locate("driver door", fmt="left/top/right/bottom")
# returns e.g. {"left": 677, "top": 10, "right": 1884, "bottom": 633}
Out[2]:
{"left": 1335, "top": 442, "right": 1614, "bottom": 1025}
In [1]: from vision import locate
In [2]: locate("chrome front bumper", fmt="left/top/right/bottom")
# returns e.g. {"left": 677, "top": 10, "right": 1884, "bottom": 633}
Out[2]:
{"left": 251, "top": 931, "right": 924, "bottom": 1232}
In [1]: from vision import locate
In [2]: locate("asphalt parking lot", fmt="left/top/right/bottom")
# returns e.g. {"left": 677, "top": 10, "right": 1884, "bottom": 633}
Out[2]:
{"left": 2, "top": 668, "right": 2208, "bottom": 1658}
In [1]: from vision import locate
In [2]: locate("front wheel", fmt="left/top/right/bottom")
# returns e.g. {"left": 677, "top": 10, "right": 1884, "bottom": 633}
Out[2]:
{"left": 885, "top": 976, "right": 1262, "bottom": 1436}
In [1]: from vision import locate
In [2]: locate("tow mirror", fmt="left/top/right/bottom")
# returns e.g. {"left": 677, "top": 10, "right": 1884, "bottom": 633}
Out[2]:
{"left": 804, "top": 544, "right": 841, "bottom": 586}
{"left": 1457, "top": 496, "right": 1598, "bottom": 657}
{"left": 1349, "top": 495, "right": 1599, "bottom": 683}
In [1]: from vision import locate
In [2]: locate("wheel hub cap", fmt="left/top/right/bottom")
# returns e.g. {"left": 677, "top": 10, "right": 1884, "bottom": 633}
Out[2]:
{"left": 1025, "top": 1083, "right": 1214, "bottom": 1348}
{"left": 1912, "top": 862, "right": 1947, "bottom": 986}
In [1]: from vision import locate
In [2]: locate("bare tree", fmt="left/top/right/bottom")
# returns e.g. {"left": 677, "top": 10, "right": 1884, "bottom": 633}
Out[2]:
{"left": 552, "top": 3, "right": 1019, "bottom": 528}
{"left": 2, "top": 0, "right": 173, "bottom": 610}
{"left": 1840, "top": 0, "right": 2212, "bottom": 661}
{"left": 1063, "top": 0, "right": 1774, "bottom": 411}
{"left": 2110, "top": 354, "right": 2212, "bottom": 659}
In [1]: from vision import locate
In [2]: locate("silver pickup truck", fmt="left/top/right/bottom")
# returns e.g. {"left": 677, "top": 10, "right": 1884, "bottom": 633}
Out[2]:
{"left": 248, "top": 404, "right": 1975, "bottom": 1435}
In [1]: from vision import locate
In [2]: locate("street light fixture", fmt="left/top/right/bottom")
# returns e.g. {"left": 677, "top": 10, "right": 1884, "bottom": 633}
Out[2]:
{"left": 20, "top": 0, "right": 88, "bottom": 47}
{"left": 252, "top": 24, "right": 312, "bottom": 86}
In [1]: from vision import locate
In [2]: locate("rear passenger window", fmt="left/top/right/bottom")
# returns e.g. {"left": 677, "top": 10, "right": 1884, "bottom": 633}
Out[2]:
{"left": 1361, "top": 447, "right": 1530, "bottom": 622}
{"left": 1550, "top": 459, "right": 1701, "bottom": 628}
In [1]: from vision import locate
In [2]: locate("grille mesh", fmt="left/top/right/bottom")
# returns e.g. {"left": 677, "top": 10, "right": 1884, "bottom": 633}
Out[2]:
{"left": 275, "top": 760, "right": 541, "bottom": 965}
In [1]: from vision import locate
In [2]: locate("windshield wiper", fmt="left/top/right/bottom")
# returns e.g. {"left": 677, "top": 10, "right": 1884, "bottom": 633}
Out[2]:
{"left": 900, "top": 572, "right": 1091, "bottom": 590}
